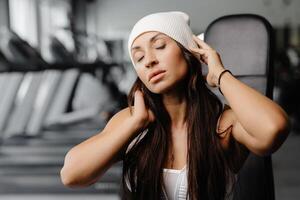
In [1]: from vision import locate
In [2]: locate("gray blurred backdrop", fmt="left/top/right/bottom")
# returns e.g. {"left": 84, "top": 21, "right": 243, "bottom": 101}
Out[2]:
{"left": 0, "top": 0, "right": 299, "bottom": 199}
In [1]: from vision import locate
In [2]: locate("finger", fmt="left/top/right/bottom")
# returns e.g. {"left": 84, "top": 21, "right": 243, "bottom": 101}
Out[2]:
{"left": 192, "top": 35, "right": 212, "bottom": 50}
{"left": 134, "top": 90, "right": 146, "bottom": 113}
{"left": 189, "top": 48, "right": 208, "bottom": 64}
{"left": 189, "top": 47, "right": 206, "bottom": 55}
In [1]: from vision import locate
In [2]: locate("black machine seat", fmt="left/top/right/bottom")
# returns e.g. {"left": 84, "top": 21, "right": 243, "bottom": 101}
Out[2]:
{"left": 204, "top": 14, "right": 275, "bottom": 200}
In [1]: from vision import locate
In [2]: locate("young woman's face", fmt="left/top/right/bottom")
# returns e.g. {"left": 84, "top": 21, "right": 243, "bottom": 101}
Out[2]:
{"left": 131, "top": 31, "right": 189, "bottom": 94}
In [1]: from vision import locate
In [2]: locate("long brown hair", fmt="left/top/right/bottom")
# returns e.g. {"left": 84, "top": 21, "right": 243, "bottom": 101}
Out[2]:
{"left": 121, "top": 41, "right": 236, "bottom": 199}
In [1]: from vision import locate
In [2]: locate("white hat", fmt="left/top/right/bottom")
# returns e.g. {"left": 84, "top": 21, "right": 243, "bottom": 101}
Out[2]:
{"left": 128, "top": 11, "right": 198, "bottom": 67}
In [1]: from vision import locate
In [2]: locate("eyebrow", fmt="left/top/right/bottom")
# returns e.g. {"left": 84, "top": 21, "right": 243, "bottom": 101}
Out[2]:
{"left": 131, "top": 33, "right": 165, "bottom": 51}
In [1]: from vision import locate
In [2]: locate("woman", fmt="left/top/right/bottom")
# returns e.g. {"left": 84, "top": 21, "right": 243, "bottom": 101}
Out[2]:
{"left": 60, "top": 11, "right": 290, "bottom": 200}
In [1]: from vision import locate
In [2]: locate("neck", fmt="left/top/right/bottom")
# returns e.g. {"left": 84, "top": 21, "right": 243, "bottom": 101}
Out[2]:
{"left": 162, "top": 88, "right": 187, "bottom": 130}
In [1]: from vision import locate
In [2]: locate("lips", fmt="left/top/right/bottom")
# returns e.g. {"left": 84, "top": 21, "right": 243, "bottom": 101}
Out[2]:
{"left": 148, "top": 69, "right": 166, "bottom": 82}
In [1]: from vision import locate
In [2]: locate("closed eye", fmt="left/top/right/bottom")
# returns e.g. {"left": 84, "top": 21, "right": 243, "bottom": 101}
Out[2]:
{"left": 156, "top": 44, "right": 165, "bottom": 49}
{"left": 137, "top": 56, "right": 144, "bottom": 62}
{"left": 136, "top": 45, "right": 165, "bottom": 62}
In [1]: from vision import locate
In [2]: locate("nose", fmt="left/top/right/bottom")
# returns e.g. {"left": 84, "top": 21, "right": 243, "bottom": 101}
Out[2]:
{"left": 144, "top": 51, "right": 158, "bottom": 68}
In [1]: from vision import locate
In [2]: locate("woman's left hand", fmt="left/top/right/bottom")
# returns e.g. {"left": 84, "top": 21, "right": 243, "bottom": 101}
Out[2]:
{"left": 189, "top": 34, "right": 225, "bottom": 87}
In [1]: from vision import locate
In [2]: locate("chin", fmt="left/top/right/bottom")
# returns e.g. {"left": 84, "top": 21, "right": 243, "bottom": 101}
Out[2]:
{"left": 147, "top": 82, "right": 175, "bottom": 94}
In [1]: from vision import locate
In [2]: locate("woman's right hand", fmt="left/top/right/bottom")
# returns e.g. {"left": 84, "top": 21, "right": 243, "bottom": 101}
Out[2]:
{"left": 130, "top": 90, "right": 155, "bottom": 130}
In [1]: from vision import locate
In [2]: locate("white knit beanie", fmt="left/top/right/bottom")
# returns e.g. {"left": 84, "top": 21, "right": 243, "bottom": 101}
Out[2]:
{"left": 128, "top": 11, "right": 198, "bottom": 67}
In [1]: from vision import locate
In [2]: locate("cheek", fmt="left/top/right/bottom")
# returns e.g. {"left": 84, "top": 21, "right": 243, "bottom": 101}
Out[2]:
{"left": 161, "top": 45, "right": 187, "bottom": 67}
{"left": 174, "top": 49, "right": 187, "bottom": 67}
{"left": 135, "top": 69, "right": 148, "bottom": 84}
{"left": 167, "top": 51, "right": 188, "bottom": 76}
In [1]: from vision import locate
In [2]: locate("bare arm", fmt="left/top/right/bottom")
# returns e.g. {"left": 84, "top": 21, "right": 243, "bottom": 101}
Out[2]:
{"left": 60, "top": 90, "right": 154, "bottom": 188}
{"left": 60, "top": 107, "right": 141, "bottom": 187}
{"left": 219, "top": 71, "right": 291, "bottom": 156}
{"left": 190, "top": 35, "right": 290, "bottom": 158}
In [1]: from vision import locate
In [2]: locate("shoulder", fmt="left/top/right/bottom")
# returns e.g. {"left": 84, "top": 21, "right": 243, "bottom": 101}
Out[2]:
{"left": 104, "top": 107, "right": 148, "bottom": 159}
{"left": 216, "top": 104, "right": 250, "bottom": 173}
{"left": 103, "top": 107, "right": 138, "bottom": 162}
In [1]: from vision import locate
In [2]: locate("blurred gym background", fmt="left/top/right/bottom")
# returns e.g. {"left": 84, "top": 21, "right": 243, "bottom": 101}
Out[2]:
{"left": 0, "top": 0, "right": 299, "bottom": 199}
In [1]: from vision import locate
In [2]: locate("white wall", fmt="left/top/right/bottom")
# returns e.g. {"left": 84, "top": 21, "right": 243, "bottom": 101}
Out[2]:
{"left": 90, "top": 0, "right": 300, "bottom": 39}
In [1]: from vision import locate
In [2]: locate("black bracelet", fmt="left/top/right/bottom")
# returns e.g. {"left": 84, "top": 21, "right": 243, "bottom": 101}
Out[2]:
{"left": 218, "top": 69, "right": 232, "bottom": 95}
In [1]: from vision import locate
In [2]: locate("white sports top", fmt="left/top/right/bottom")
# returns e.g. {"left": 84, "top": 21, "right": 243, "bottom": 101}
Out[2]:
{"left": 125, "top": 129, "right": 236, "bottom": 200}
{"left": 162, "top": 165, "right": 188, "bottom": 199}
{"left": 124, "top": 164, "right": 188, "bottom": 200}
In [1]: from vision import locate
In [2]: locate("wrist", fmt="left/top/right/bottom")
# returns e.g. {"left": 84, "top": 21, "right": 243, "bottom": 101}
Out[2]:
{"left": 213, "top": 67, "right": 226, "bottom": 86}
{"left": 217, "top": 69, "right": 233, "bottom": 95}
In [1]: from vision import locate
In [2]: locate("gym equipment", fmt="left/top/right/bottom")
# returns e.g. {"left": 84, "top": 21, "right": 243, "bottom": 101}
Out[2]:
{"left": 0, "top": 30, "right": 124, "bottom": 194}
{"left": 205, "top": 14, "right": 275, "bottom": 200}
